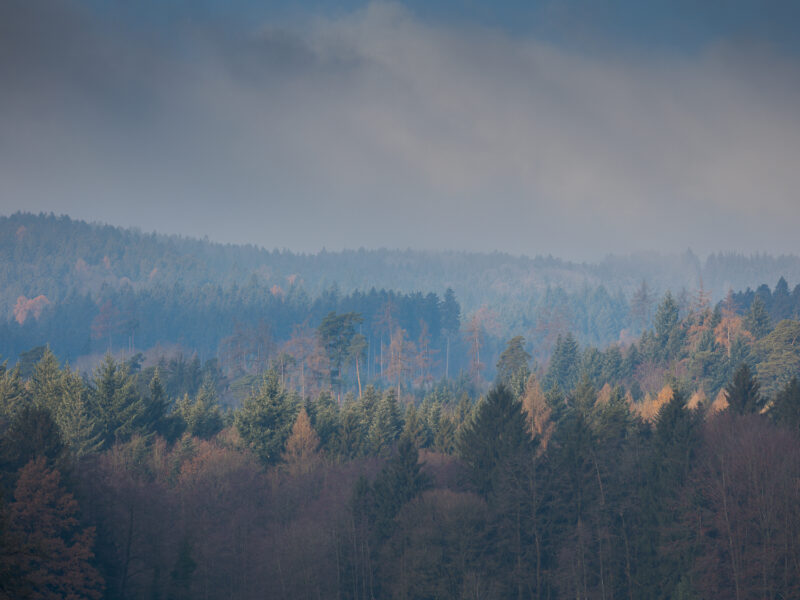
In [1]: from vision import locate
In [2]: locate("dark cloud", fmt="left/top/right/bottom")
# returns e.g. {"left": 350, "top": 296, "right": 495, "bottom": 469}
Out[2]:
{"left": 2, "top": 1, "right": 800, "bottom": 259}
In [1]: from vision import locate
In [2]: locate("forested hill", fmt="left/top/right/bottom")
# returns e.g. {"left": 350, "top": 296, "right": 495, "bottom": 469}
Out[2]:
{"left": 5, "top": 212, "right": 800, "bottom": 318}
{"left": 4, "top": 212, "right": 800, "bottom": 378}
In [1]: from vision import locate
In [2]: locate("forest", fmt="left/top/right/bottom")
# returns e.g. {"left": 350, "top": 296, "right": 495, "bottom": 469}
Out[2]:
{"left": 1, "top": 213, "right": 800, "bottom": 599}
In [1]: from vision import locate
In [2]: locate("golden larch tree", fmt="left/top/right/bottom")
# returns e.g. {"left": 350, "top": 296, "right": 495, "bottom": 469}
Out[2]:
{"left": 520, "top": 375, "right": 554, "bottom": 453}
{"left": 282, "top": 408, "right": 321, "bottom": 475}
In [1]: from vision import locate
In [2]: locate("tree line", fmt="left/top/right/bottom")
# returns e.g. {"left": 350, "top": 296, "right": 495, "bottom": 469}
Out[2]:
{"left": 1, "top": 331, "right": 799, "bottom": 598}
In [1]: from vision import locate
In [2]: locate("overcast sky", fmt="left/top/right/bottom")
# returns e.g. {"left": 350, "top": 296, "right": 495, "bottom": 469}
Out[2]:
{"left": 2, "top": 0, "right": 799, "bottom": 260}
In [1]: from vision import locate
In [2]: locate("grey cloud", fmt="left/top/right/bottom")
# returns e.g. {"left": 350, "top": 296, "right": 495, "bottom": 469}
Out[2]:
{"left": 2, "top": 1, "right": 800, "bottom": 260}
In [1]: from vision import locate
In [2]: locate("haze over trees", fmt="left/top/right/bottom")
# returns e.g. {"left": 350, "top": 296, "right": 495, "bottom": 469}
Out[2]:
{"left": 2, "top": 213, "right": 800, "bottom": 598}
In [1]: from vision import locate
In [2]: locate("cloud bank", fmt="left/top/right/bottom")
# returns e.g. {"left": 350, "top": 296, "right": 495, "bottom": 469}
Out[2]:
{"left": 2, "top": 0, "right": 799, "bottom": 259}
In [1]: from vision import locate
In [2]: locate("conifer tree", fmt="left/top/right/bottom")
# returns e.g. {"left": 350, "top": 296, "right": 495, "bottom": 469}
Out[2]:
{"left": 282, "top": 408, "right": 321, "bottom": 475}
{"left": 771, "top": 376, "right": 800, "bottom": 432}
{"left": 176, "top": 375, "right": 223, "bottom": 440}
{"left": 520, "top": 375, "right": 553, "bottom": 450}
{"left": 368, "top": 389, "right": 402, "bottom": 456}
{"left": 725, "top": 363, "right": 764, "bottom": 415}
{"left": 496, "top": 335, "right": 530, "bottom": 394}
{"left": 0, "top": 406, "right": 65, "bottom": 484}
{"left": 370, "top": 435, "right": 430, "bottom": 541}
{"left": 52, "top": 369, "right": 102, "bottom": 458}
{"left": 307, "top": 390, "right": 340, "bottom": 452}
{"left": 30, "top": 347, "right": 62, "bottom": 411}
{"left": 744, "top": 296, "right": 771, "bottom": 339}
{"left": 235, "top": 369, "right": 298, "bottom": 465}
{"left": 458, "top": 385, "right": 531, "bottom": 496}
{"left": 90, "top": 354, "right": 148, "bottom": 447}
{"left": 545, "top": 333, "right": 580, "bottom": 392}
{"left": 0, "top": 364, "right": 27, "bottom": 419}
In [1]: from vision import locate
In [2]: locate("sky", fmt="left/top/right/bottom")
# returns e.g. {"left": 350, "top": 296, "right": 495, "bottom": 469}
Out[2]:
{"left": 2, "top": 0, "right": 800, "bottom": 260}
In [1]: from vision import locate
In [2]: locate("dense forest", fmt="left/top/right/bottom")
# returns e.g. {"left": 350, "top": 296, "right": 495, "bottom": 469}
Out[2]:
{"left": 1, "top": 337, "right": 799, "bottom": 598}
{"left": 2, "top": 213, "right": 800, "bottom": 599}
{"left": 4, "top": 213, "right": 800, "bottom": 393}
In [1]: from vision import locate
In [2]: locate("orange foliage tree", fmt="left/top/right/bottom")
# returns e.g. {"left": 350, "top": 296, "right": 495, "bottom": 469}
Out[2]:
{"left": 1, "top": 458, "right": 103, "bottom": 599}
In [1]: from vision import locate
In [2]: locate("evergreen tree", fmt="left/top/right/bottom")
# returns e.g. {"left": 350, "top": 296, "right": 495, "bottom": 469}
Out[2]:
{"left": 545, "top": 333, "right": 580, "bottom": 392}
{"left": 771, "top": 376, "right": 800, "bottom": 433}
{"left": 317, "top": 312, "right": 363, "bottom": 391}
{"left": 441, "top": 288, "right": 461, "bottom": 378}
{"left": 235, "top": 369, "right": 298, "bottom": 465}
{"left": 744, "top": 296, "right": 772, "bottom": 338}
{"left": 772, "top": 276, "right": 792, "bottom": 320}
{"left": 654, "top": 291, "right": 684, "bottom": 360}
{"left": 0, "top": 364, "right": 27, "bottom": 420}
{"left": 367, "top": 389, "right": 403, "bottom": 456}
{"left": 496, "top": 335, "right": 531, "bottom": 394}
{"left": 401, "top": 403, "right": 430, "bottom": 449}
{"left": 307, "top": 390, "right": 340, "bottom": 452}
{"left": 370, "top": 436, "right": 430, "bottom": 541}
{"left": 176, "top": 376, "right": 223, "bottom": 440}
{"left": 0, "top": 405, "right": 65, "bottom": 486}
{"left": 755, "top": 319, "right": 800, "bottom": 397}
{"left": 725, "top": 363, "right": 764, "bottom": 415}
{"left": 30, "top": 347, "right": 62, "bottom": 411}
{"left": 458, "top": 385, "right": 531, "bottom": 496}
{"left": 52, "top": 369, "right": 102, "bottom": 458}
{"left": 90, "top": 355, "right": 148, "bottom": 447}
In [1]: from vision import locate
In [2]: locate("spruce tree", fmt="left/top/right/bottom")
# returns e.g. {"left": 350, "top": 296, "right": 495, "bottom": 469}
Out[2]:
{"left": 52, "top": 370, "right": 102, "bottom": 458}
{"left": 90, "top": 355, "right": 148, "bottom": 447}
{"left": 545, "top": 333, "right": 580, "bottom": 392}
{"left": 177, "top": 376, "right": 223, "bottom": 440}
{"left": 496, "top": 336, "right": 531, "bottom": 394}
{"left": 368, "top": 389, "right": 402, "bottom": 456}
{"left": 725, "top": 363, "right": 764, "bottom": 415}
{"left": 235, "top": 369, "right": 298, "bottom": 465}
{"left": 458, "top": 385, "right": 531, "bottom": 496}
{"left": 370, "top": 435, "right": 430, "bottom": 541}
{"left": 744, "top": 296, "right": 772, "bottom": 338}
{"left": 771, "top": 376, "right": 800, "bottom": 432}
{"left": 0, "top": 364, "right": 27, "bottom": 420}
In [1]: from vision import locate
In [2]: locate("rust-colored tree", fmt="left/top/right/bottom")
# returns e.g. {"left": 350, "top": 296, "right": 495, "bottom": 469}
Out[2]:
{"left": 282, "top": 408, "right": 322, "bottom": 475}
{"left": 1, "top": 457, "right": 103, "bottom": 600}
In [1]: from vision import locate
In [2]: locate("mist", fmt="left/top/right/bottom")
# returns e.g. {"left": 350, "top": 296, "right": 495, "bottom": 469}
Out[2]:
{"left": 2, "top": 0, "right": 800, "bottom": 260}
